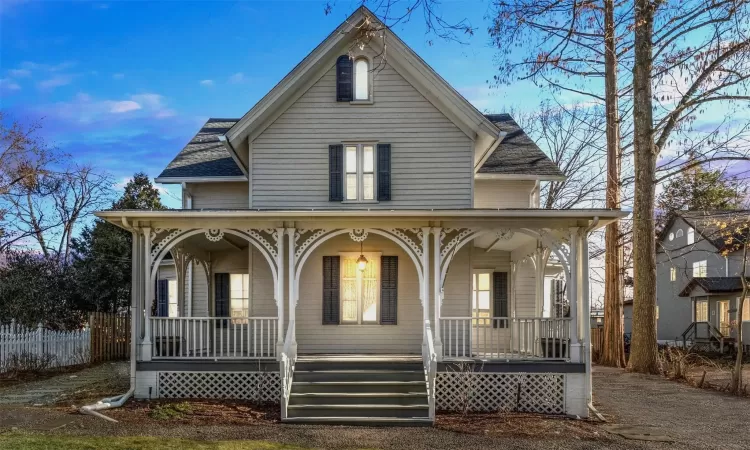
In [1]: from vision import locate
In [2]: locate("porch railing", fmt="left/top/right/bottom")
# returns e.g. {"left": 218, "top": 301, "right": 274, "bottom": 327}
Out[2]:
{"left": 149, "top": 317, "right": 278, "bottom": 359}
{"left": 439, "top": 317, "right": 571, "bottom": 360}
{"left": 280, "top": 319, "right": 297, "bottom": 420}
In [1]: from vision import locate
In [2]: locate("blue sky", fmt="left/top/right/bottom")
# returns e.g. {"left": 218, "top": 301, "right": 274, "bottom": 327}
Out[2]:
{"left": 1, "top": 0, "right": 553, "bottom": 207}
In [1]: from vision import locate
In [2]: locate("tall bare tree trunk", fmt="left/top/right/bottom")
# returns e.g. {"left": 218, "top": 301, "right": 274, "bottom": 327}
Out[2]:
{"left": 601, "top": 0, "right": 626, "bottom": 368}
{"left": 628, "top": 0, "right": 660, "bottom": 374}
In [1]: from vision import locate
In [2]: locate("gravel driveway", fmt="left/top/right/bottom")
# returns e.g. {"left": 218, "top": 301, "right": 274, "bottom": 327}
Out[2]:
{"left": 593, "top": 365, "right": 750, "bottom": 450}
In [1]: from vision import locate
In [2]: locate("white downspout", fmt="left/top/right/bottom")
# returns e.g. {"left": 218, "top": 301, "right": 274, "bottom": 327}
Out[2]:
{"left": 79, "top": 305, "right": 137, "bottom": 422}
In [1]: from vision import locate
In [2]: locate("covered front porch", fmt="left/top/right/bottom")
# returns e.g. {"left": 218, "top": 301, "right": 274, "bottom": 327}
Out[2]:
{"left": 98, "top": 209, "right": 623, "bottom": 419}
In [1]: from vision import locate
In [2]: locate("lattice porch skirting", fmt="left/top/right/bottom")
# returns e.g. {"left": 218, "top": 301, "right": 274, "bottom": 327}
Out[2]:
{"left": 435, "top": 372, "right": 565, "bottom": 414}
{"left": 157, "top": 371, "right": 280, "bottom": 403}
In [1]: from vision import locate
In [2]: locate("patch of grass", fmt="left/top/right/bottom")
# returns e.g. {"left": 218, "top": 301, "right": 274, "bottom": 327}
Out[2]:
{"left": 149, "top": 401, "right": 193, "bottom": 420}
{"left": 0, "top": 433, "right": 307, "bottom": 450}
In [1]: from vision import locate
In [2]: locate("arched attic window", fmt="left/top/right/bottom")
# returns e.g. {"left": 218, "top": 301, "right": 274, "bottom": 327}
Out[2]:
{"left": 354, "top": 58, "right": 369, "bottom": 100}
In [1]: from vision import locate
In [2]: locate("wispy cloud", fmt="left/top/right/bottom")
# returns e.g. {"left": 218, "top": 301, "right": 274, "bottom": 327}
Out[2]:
{"left": 37, "top": 74, "right": 74, "bottom": 90}
{"left": 112, "top": 73, "right": 125, "bottom": 80}
{"left": 0, "top": 78, "right": 21, "bottom": 92}
{"left": 200, "top": 79, "right": 214, "bottom": 87}
{"left": 109, "top": 100, "right": 141, "bottom": 114}
{"left": 8, "top": 68, "right": 31, "bottom": 78}
{"left": 228, "top": 72, "right": 245, "bottom": 84}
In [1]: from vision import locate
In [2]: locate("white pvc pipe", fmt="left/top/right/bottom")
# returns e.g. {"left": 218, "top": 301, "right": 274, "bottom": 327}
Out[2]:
{"left": 79, "top": 305, "right": 138, "bottom": 422}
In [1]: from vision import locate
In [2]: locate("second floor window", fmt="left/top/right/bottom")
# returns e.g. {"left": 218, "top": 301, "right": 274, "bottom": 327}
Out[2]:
{"left": 693, "top": 260, "right": 707, "bottom": 278}
{"left": 687, "top": 227, "right": 695, "bottom": 245}
{"left": 345, "top": 144, "right": 376, "bottom": 201}
{"left": 670, "top": 267, "right": 676, "bottom": 282}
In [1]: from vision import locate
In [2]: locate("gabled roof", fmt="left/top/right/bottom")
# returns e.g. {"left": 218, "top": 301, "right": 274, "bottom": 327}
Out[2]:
{"left": 658, "top": 210, "right": 750, "bottom": 252}
{"left": 479, "top": 114, "right": 565, "bottom": 178}
{"left": 679, "top": 276, "right": 750, "bottom": 297}
{"left": 156, "top": 119, "right": 246, "bottom": 182}
{"left": 224, "top": 6, "right": 499, "bottom": 147}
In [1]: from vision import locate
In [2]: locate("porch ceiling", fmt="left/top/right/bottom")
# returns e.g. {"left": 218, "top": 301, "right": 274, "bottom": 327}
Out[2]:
{"left": 96, "top": 208, "right": 628, "bottom": 232}
{"left": 473, "top": 232, "right": 534, "bottom": 251}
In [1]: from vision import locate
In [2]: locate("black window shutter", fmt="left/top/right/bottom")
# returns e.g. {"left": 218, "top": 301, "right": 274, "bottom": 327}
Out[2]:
{"left": 329, "top": 144, "right": 344, "bottom": 201}
{"left": 215, "top": 273, "right": 230, "bottom": 328}
{"left": 493, "top": 272, "right": 508, "bottom": 328}
{"left": 377, "top": 143, "right": 391, "bottom": 201}
{"left": 157, "top": 279, "right": 169, "bottom": 317}
{"left": 336, "top": 55, "right": 353, "bottom": 102}
{"left": 380, "top": 256, "right": 398, "bottom": 325}
{"left": 322, "top": 256, "right": 340, "bottom": 325}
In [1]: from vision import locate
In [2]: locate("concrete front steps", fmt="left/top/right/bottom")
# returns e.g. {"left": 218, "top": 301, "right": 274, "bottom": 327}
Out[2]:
{"left": 283, "top": 356, "right": 432, "bottom": 426}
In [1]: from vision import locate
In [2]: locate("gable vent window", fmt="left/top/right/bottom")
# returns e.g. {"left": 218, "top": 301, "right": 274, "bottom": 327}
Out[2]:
{"left": 354, "top": 59, "right": 369, "bottom": 100}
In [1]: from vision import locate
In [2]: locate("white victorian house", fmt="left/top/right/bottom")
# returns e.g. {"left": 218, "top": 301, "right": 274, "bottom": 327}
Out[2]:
{"left": 96, "top": 7, "right": 625, "bottom": 426}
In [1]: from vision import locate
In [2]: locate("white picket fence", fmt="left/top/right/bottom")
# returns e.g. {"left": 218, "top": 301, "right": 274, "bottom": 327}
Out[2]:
{"left": 0, "top": 320, "right": 91, "bottom": 372}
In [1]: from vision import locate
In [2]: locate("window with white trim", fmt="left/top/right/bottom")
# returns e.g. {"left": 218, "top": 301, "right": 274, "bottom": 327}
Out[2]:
{"left": 344, "top": 144, "right": 376, "bottom": 201}
{"left": 230, "top": 273, "right": 249, "bottom": 323}
{"left": 670, "top": 267, "right": 676, "bottom": 282}
{"left": 738, "top": 297, "right": 750, "bottom": 321}
{"left": 354, "top": 58, "right": 369, "bottom": 100}
{"left": 340, "top": 253, "right": 380, "bottom": 324}
{"left": 472, "top": 272, "right": 492, "bottom": 326}
{"left": 676, "top": 229, "right": 683, "bottom": 238}
{"left": 693, "top": 260, "right": 707, "bottom": 278}
{"left": 168, "top": 279, "right": 178, "bottom": 317}
{"left": 687, "top": 227, "right": 695, "bottom": 245}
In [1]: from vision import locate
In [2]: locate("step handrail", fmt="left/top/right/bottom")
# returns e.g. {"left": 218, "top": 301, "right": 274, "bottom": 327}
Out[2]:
{"left": 422, "top": 319, "right": 437, "bottom": 420}
{"left": 280, "top": 320, "right": 296, "bottom": 420}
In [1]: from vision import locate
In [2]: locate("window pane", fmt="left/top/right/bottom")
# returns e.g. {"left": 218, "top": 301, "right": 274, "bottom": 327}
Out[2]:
{"left": 355, "top": 59, "right": 368, "bottom": 100}
{"left": 478, "top": 273, "right": 490, "bottom": 291}
{"left": 346, "top": 174, "right": 357, "bottom": 200}
{"left": 168, "top": 280, "right": 178, "bottom": 317}
{"left": 363, "top": 174, "right": 374, "bottom": 200}
{"left": 362, "top": 279, "right": 378, "bottom": 322}
{"left": 478, "top": 291, "right": 491, "bottom": 310}
{"left": 346, "top": 146, "right": 357, "bottom": 173}
{"left": 341, "top": 280, "right": 358, "bottom": 322}
{"left": 363, "top": 146, "right": 374, "bottom": 172}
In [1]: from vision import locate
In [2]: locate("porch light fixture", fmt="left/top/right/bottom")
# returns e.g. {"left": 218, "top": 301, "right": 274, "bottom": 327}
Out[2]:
{"left": 357, "top": 241, "right": 368, "bottom": 271}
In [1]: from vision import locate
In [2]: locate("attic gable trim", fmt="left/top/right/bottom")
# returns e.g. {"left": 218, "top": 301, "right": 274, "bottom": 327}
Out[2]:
{"left": 226, "top": 6, "right": 499, "bottom": 147}
{"left": 225, "top": 10, "right": 359, "bottom": 146}
{"left": 154, "top": 176, "right": 249, "bottom": 184}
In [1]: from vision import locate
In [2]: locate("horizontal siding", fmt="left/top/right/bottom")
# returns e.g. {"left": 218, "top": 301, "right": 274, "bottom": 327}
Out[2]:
{"left": 473, "top": 180, "right": 534, "bottom": 208}
{"left": 296, "top": 234, "right": 422, "bottom": 354}
{"left": 251, "top": 49, "right": 473, "bottom": 209}
{"left": 188, "top": 182, "right": 248, "bottom": 209}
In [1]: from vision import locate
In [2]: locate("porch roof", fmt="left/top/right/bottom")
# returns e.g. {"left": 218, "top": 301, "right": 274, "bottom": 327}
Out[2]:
{"left": 95, "top": 208, "right": 627, "bottom": 231}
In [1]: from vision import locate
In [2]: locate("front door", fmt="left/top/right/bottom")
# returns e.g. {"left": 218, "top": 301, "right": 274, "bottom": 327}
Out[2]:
{"left": 718, "top": 300, "right": 731, "bottom": 336}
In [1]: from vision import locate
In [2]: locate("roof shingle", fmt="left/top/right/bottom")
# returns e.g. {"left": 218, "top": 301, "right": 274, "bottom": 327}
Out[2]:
{"left": 479, "top": 114, "right": 565, "bottom": 178}
{"left": 157, "top": 119, "right": 245, "bottom": 179}
{"left": 679, "top": 276, "right": 750, "bottom": 297}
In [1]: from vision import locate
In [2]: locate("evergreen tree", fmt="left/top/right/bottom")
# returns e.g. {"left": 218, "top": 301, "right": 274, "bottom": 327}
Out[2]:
{"left": 70, "top": 173, "right": 165, "bottom": 313}
{"left": 656, "top": 165, "right": 746, "bottom": 231}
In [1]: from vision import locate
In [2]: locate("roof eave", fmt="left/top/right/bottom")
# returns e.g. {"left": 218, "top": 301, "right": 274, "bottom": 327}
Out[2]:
{"left": 475, "top": 173, "right": 567, "bottom": 182}
{"left": 154, "top": 176, "right": 249, "bottom": 184}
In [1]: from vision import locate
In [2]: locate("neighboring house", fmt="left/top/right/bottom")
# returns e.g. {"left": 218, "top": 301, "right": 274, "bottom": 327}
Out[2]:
{"left": 95, "top": 7, "right": 625, "bottom": 425}
{"left": 657, "top": 211, "right": 750, "bottom": 350}
{"left": 623, "top": 299, "right": 633, "bottom": 335}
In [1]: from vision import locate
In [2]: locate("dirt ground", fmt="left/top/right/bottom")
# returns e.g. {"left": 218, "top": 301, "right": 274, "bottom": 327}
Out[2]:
{"left": 1, "top": 363, "right": 750, "bottom": 448}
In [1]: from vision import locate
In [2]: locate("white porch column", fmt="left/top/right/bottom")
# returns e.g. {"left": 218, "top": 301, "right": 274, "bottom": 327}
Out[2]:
{"left": 534, "top": 247, "right": 545, "bottom": 316}
{"left": 276, "top": 227, "right": 285, "bottom": 358}
{"left": 568, "top": 227, "right": 581, "bottom": 363}
{"left": 141, "top": 227, "right": 152, "bottom": 361}
{"left": 580, "top": 229, "right": 592, "bottom": 403}
{"left": 431, "top": 227, "right": 443, "bottom": 359}
{"left": 421, "top": 227, "right": 431, "bottom": 347}
{"left": 286, "top": 227, "right": 297, "bottom": 353}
